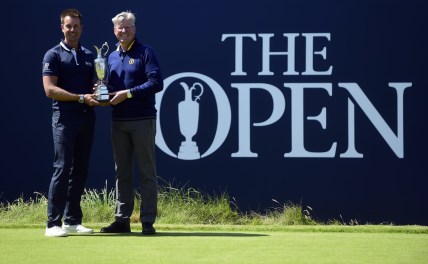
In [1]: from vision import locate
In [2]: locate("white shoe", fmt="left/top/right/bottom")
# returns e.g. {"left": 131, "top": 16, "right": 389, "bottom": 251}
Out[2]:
{"left": 62, "top": 224, "right": 94, "bottom": 234}
{"left": 45, "top": 226, "right": 68, "bottom": 237}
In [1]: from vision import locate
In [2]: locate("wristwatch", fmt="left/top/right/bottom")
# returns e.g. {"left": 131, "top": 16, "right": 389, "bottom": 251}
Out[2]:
{"left": 78, "top": 94, "right": 84, "bottom": 103}
{"left": 127, "top": 90, "right": 133, "bottom": 98}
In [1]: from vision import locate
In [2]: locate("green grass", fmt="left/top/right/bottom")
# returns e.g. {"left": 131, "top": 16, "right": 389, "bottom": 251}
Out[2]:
{"left": 1, "top": 183, "right": 427, "bottom": 263}
{"left": 0, "top": 227, "right": 427, "bottom": 264}
{"left": 0, "top": 182, "right": 317, "bottom": 226}
{"left": 1, "top": 182, "right": 427, "bottom": 231}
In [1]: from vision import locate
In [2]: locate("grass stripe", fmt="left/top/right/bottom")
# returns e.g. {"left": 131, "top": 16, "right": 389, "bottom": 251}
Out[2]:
{"left": 1, "top": 223, "right": 427, "bottom": 234}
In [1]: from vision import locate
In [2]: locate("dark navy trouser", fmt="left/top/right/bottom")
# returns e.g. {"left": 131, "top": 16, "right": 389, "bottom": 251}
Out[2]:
{"left": 47, "top": 109, "right": 95, "bottom": 228}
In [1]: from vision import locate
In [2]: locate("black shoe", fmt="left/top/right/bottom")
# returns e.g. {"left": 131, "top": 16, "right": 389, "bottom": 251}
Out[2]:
{"left": 100, "top": 222, "right": 131, "bottom": 233}
{"left": 142, "top": 222, "right": 156, "bottom": 235}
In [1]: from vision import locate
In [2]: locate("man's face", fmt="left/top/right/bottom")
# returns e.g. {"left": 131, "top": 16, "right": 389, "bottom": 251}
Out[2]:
{"left": 114, "top": 19, "right": 136, "bottom": 46}
{"left": 61, "top": 16, "right": 82, "bottom": 45}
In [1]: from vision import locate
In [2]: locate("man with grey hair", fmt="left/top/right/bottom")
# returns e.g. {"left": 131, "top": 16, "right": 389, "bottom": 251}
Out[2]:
{"left": 100, "top": 11, "right": 163, "bottom": 235}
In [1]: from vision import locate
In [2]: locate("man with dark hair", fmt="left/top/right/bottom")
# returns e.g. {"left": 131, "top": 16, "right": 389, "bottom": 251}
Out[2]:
{"left": 42, "top": 8, "right": 99, "bottom": 237}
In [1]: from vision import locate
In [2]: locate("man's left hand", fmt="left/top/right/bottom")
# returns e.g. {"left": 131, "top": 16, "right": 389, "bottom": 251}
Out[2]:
{"left": 110, "top": 90, "right": 128, "bottom": 105}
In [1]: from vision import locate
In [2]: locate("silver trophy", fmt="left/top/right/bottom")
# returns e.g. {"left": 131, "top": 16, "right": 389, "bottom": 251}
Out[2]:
{"left": 178, "top": 82, "right": 204, "bottom": 159}
{"left": 94, "top": 42, "right": 110, "bottom": 102}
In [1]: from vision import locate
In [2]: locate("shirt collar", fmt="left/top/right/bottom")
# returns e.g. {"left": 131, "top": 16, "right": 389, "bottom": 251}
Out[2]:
{"left": 60, "top": 41, "right": 80, "bottom": 52}
{"left": 60, "top": 41, "right": 80, "bottom": 65}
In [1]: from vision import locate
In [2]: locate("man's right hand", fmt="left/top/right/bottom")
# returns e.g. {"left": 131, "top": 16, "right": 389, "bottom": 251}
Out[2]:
{"left": 84, "top": 94, "right": 100, "bottom": 106}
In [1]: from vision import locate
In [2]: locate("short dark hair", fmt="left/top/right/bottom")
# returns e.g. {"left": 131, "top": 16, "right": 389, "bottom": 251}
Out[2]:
{"left": 60, "top": 8, "right": 82, "bottom": 24}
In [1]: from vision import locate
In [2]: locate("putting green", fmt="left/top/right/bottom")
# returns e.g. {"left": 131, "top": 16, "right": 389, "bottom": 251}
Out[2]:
{"left": 0, "top": 228, "right": 427, "bottom": 263}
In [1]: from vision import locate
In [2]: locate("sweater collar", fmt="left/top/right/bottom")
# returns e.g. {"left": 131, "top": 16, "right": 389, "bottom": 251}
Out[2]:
{"left": 116, "top": 39, "right": 136, "bottom": 53}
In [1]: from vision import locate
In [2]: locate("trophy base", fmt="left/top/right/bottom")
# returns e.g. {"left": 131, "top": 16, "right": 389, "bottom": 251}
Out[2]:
{"left": 178, "top": 141, "right": 200, "bottom": 160}
{"left": 97, "top": 94, "right": 110, "bottom": 103}
{"left": 96, "top": 83, "right": 110, "bottom": 103}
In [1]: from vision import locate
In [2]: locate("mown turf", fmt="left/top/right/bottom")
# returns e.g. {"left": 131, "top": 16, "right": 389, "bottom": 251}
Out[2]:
{"left": 1, "top": 226, "right": 427, "bottom": 264}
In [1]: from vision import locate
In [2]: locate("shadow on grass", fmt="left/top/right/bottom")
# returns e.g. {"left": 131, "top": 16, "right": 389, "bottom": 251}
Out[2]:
{"left": 85, "top": 231, "right": 268, "bottom": 237}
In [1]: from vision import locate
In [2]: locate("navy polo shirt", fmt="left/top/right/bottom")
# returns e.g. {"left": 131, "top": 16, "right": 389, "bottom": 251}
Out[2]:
{"left": 42, "top": 41, "right": 95, "bottom": 110}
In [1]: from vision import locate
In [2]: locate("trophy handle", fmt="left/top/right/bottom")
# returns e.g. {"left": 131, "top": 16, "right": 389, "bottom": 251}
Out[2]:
{"left": 191, "top": 82, "right": 204, "bottom": 102}
{"left": 101, "top": 42, "right": 109, "bottom": 57}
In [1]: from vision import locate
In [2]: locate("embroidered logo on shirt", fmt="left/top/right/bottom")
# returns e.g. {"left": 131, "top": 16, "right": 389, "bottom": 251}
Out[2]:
{"left": 129, "top": 58, "right": 135, "bottom": 65}
{"left": 43, "top": 63, "right": 50, "bottom": 71}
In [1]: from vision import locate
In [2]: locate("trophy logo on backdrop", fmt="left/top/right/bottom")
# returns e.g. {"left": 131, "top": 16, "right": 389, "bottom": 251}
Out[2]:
{"left": 155, "top": 72, "right": 232, "bottom": 160}
{"left": 178, "top": 82, "right": 204, "bottom": 159}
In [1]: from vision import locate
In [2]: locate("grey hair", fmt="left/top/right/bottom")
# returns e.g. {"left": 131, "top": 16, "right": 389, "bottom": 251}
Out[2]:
{"left": 112, "top": 11, "right": 136, "bottom": 26}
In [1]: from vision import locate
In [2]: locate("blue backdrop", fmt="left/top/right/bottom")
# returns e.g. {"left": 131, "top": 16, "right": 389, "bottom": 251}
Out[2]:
{"left": 1, "top": 0, "right": 427, "bottom": 225}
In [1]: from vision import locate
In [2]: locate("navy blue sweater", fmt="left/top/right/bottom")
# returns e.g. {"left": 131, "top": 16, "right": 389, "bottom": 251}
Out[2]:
{"left": 107, "top": 39, "right": 163, "bottom": 120}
